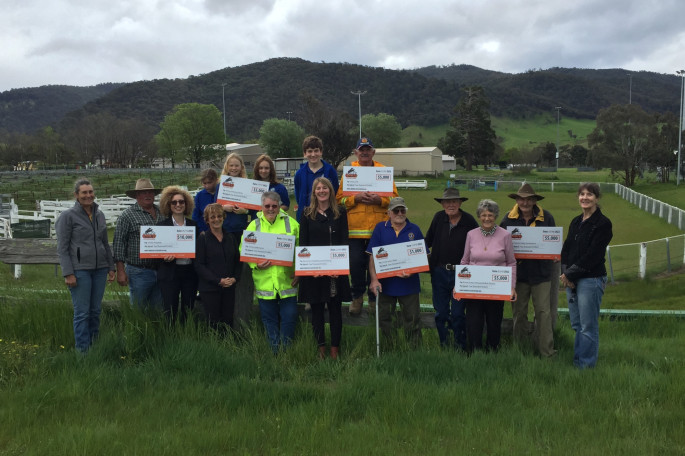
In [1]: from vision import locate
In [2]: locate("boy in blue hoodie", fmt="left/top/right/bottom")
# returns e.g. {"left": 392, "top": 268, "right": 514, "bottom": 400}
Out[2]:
{"left": 294, "top": 135, "right": 339, "bottom": 221}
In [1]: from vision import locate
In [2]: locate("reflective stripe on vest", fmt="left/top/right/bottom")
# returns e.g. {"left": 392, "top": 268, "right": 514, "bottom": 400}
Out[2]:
{"left": 254, "top": 215, "right": 291, "bottom": 234}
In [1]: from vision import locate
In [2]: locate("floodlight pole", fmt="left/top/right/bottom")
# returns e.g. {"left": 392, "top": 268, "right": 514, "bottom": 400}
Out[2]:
{"left": 555, "top": 107, "right": 562, "bottom": 171}
{"left": 222, "top": 83, "right": 227, "bottom": 144}
{"left": 286, "top": 111, "right": 293, "bottom": 121}
{"left": 627, "top": 73, "right": 632, "bottom": 104}
{"left": 677, "top": 70, "right": 685, "bottom": 186}
{"left": 351, "top": 90, "right": 367, "bottom": 138}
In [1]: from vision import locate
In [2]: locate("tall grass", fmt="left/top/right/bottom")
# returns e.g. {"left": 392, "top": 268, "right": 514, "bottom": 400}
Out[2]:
{"left": 1, "top": 296, "right": 684, "bottom": 454}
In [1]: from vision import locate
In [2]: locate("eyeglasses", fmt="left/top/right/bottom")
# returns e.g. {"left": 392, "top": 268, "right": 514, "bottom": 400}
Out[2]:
{"left": 170, "top": 200, "right": 185, "bottom": 206}
{"left": 263, "top": 204, "right": 279, "bottom": 209}
{"left": 208, "top": 215, "right": 223, "bottom": 220}
{"left": 391, "top": 208, "right": 407, "bottom": 214}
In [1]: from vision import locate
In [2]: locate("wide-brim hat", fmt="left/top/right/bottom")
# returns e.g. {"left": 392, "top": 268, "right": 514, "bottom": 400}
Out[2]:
{"left": 434, "top": 187, "right": 468, "bottom": 203}
{"left": 125, "top": 178, "right": 162, "bottom": 198}
{"left": 388, "top": 197, "right": 408, "bottom": 211}
{"left": 508, "top": 183, "right": 544, "bottom": 201}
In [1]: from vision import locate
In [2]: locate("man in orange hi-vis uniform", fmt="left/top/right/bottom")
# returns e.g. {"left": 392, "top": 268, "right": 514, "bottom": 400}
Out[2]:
{"left": 336, "top": 137, "right": 398, "bottom": 315}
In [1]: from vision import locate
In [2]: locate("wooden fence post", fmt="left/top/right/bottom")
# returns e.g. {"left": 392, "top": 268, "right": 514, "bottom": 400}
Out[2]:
{"left": 639, "top": 243, "right": 647, "bottom": 279}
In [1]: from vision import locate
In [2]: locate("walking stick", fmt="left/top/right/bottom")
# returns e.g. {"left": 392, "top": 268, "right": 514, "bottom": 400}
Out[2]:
{"left": 375, "top": 286, "right": 381, "bottom": 358}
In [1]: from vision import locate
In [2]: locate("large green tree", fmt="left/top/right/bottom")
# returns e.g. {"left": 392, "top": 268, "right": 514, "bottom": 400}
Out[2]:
{"left": 649, "top": 112, "right": 679, "bottom": 183}
{"left": 587, "top": 104, "right": 656, "bottom": 186}
{"left": 155, "top": 103, "right": 224, "bottom": 168}
{"left": 361, "top": 113, "right": 402, "bottom": 148}
{"left": 439, "top": 86, "right": 496, "bottom": 170}
{"left": 258, "top": 118, "right": 305, "bottom": 158}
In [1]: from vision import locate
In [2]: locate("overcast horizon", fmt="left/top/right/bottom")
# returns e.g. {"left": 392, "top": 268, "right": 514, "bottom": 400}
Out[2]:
{"left": 3, "top": 0, "right": 685, "bottom": 92}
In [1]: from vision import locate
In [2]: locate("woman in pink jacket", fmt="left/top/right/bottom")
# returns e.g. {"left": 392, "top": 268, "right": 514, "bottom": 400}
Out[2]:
{"left": 461, "top": 199, "right": 517, "bottom": 352}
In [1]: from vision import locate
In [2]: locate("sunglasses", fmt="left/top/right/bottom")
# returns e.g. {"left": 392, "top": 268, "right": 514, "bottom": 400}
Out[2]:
{"left": 391, "top": 208, "right": 407, "bottom": 214}
{"left": 263, "top": 204, "right": 279, "bottom": 209}
{"left": 170, "top": 200, "right": 185, "bottom": 206}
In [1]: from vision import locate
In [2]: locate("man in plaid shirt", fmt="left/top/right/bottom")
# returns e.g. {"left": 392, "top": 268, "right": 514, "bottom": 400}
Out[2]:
{"left": 113, "top": 178, "right": 164, "bottom": 309}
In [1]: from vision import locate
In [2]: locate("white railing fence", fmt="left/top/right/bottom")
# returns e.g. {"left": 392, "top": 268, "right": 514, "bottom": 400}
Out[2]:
{"left": 606, "top": 234, "right": 685, "bottom": 282}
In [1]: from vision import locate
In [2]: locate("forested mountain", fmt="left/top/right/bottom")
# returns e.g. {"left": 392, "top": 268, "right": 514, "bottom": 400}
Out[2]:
{"left": 414, "top": 65, "right": 681, "bottom": 119}
{"left": 0, "top": 83, "right": 123, "bottom": 133}
{"left": 1, "top": 58, "right": 682, "bottom": 142}
{"left": 61, "top": 58, "right": 462, "bottom": 140}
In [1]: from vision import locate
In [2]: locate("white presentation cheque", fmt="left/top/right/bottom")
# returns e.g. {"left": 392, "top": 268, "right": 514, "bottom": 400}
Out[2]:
{"left": 341, "top": 166, "right": 394, "bottom": 196}
{"left": 216, "top": 175, "right": 269, "bottom": 210}
{"left": 371, "top": 240, "right": 429, "bottom": 279}
{"left": 294, "top": 245, "right": 350, "bottom": 276}
{"left": 240, "top": 230, "right": 296, "bottom": 266}
{"left": 139, "top": 225, "right": 196, "bottom": 259}
{"left": 507, "top": 226, "right": 563, "bottom": 260}
{"left": 452, "top": 265, "right": 513, "bottom": 301}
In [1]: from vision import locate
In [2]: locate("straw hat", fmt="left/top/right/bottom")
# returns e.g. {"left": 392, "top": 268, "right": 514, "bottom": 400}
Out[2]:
{"left": 125, "top": 178, "right": 162, "bottom": 198}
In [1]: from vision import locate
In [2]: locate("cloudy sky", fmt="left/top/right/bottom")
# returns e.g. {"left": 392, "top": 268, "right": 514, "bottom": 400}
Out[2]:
{"left": 3, "top": 0, "right": 685, "bottom": 92}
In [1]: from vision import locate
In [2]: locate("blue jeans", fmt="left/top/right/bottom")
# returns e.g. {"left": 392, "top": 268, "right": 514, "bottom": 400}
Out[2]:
{"left": 431, "top": 268, "right": 466, "bottom": 349}
{"left": 566, "top": 276, "right": 607, "bottom": 369}
{"left": 69, "top": 268, "right": 109, "bottom": 352}
{"left": 258, "top": 296, "right": 298, "bottom": 353}
{"left": 125, "top": 264, "right": 163, "bottom": 310}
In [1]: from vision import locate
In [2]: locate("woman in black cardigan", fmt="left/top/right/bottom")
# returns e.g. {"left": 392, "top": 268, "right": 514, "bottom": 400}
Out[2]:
{"left": 194, "top": 203, "right": 242, "bottom": 330}
{"left": 298, "top": 177, "right": 352, "bottom": 359}
{"left": 157, "top": 186, "right": 198, "bottom": 322}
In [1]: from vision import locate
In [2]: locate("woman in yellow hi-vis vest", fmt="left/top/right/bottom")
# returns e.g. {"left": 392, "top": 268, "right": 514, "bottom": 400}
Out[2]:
{"left": 241, "top": 191, "right": 300, "bottom": 353}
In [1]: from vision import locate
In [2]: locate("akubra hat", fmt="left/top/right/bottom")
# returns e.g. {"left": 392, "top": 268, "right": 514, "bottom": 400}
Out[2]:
{"left": 508, "top": 183, "right": 544, "bottom": 201}
{"left": 125, "top": 178, "right": 162, "bottom": 198}
{"left": 434, "top": 187, "right": 468, "bottom": 203}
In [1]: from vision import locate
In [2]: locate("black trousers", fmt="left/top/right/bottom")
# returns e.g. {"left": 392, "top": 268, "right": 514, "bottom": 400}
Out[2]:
{"left": 310, "top": 299, "right": 342, "bottom": 347}
{"left": 200, "top": 287, "right": 236, "bottom": 329}
{"left": 349, "top": 238, "right": 376, "bottom": 300}
{"left": 465, "top": 299, "right": 504, "bottom": 352}
{"left": 159, "top": 264, "right": 198, "bottom": 322}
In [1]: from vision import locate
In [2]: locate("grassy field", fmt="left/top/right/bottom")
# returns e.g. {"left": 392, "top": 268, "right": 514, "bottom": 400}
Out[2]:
{"left": 1, "top": 293, "right": 684, "bottom": 455}
{"left": 2, "top": 169, "right": 685, "bottom": 454}
{"left": 400, "top": 115, "right": 597, "bottom": 151}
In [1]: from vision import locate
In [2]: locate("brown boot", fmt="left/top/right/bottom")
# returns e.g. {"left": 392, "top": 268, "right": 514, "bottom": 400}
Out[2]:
{"left": 330, "top": 346, "right": 339, "bottom": 360}
{"left": 318, "top": 345, "right": 326, "bottom": 360}
{"left": 349, "top": 296, "right": 363, "bottom": 315}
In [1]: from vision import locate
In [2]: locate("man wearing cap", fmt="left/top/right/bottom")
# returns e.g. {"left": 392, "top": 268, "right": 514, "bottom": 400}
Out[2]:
{"left": 367, "top": 197, "right": 424, "bottom": 347}
{"left": 336, "top": 137, "right": 399, "bottom": 315}
{"left": 500, "top": 183, "right": 557, "bottom": 357}
{"left": 425, "top": 188, "right": 479, "bottom": 350}
{"left": 113, "top": 178, "right": 164, "bottom": 309}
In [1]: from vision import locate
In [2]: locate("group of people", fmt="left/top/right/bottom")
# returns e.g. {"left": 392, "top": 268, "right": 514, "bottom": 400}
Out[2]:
{"left": 56, "top": 136, "right": 612, "bottom": 369}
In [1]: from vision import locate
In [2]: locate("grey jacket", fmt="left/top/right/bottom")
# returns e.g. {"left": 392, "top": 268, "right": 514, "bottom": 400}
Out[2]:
{"left": 56, "top": 201, "right": 115, "bottom": 276}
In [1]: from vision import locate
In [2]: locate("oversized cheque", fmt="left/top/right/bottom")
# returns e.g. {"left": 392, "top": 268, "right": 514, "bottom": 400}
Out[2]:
{"left": 507, "top": 226, "right": 563, "bottom": 260}
{"left": 216, "top": 175, "right": 269, "bottom": 210}
{"left": 371, "top": 240, "right": 429, "bottom": 279}
{"left": 240, "top": 230, "right": 296, "bottom": 266}
{"left": 341, "top": 166, "right": 394, "bottom": 196}
{"left": 452, "top": 265, "right": 513, "bottom": 301}
{"left": 295, "top": 245, "right": 350, "bottom": 276}
{"left": 139, "top": 225, "right": 196, "bottom": 259}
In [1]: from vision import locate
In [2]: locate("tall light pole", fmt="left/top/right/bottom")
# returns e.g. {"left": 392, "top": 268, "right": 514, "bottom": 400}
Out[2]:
{"left": 221, "top": 83, "right": 227, "bottom": 144}
{"left": 286, "top": 111, "right": 293, "bottom": 121}
{"left": 555, "top": 106, "right": 562, "bottom": 171}
{"left": 677, "top": 70, "right": 685, "bottom": 186}
{"left": 627, "top": 73, "right": 632, "bottom": 104}
{"left": 351, "top": 90, "right": 367, "bottom": 138}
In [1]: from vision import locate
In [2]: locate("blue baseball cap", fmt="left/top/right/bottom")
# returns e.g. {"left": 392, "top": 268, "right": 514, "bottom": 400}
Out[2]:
{"left": 356, "top": 137, "right": 374, "bottom": 149}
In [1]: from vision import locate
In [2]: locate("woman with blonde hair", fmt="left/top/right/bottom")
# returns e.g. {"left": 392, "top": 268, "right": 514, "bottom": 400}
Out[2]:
{"left": 216, "top": 152, "right": 250, "bottom": 236}
{"left": 157, "top": 185, "right": 198, "bottom": 322}
{"left": 298, "top": 177, "right": 351, "bottom": 359}
{"left": 195, "top": 203, "right": 242, "bottom": 329}
{"left": 252, "top": 154, "right": 290, "bottom": 211}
